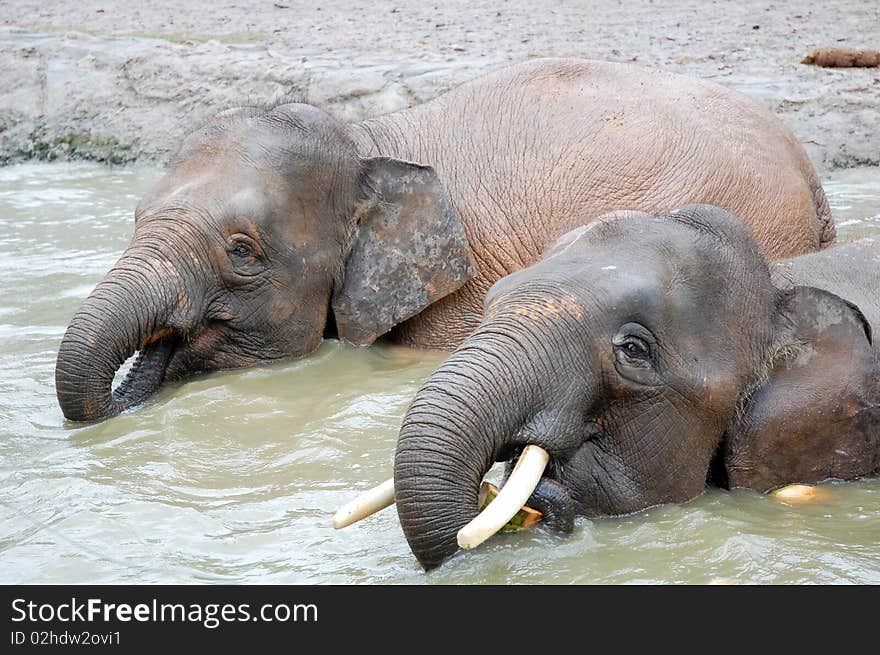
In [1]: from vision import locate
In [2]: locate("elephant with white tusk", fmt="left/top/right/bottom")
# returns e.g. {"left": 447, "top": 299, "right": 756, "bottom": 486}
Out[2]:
{"left": 339, "top": 207, "right": 878, "bottom": 570}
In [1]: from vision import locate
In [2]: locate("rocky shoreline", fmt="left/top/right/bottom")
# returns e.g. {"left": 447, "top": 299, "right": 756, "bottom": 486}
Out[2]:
{"left": 2, "top": 1, "right": 879, "bottom": 173}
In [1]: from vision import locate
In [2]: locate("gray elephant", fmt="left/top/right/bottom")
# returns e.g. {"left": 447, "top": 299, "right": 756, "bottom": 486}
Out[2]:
{"left": 56, "top": 58, "right": 835, "bottom": 422}
{"left": 340, "top": 205, "right": 877, "bottom": 569}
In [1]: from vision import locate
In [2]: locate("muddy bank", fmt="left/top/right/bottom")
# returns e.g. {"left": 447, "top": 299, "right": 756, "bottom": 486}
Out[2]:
{"left": 1, "top": 1, "right": 879, "bottom": 172}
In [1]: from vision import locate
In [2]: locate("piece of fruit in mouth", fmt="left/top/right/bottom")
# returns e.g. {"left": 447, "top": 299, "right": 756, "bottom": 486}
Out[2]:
{"left": 478, "top": 481, "right": 542, "bottom": 531}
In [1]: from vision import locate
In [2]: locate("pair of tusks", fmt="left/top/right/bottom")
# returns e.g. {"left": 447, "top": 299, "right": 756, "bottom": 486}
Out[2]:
{"left": 332, "top": 445, "right": 550, "bottom": 551}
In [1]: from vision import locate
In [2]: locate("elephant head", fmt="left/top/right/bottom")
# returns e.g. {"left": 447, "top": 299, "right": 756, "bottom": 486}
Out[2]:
{"left": 387, "top": 205, "right": 878, "bottom": 569}
{"left": 55, "top": 103, "right": 474, "bottom": 421}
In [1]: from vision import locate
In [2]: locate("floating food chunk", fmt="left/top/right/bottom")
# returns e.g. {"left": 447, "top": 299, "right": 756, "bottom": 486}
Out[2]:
{"left": 771, "top": 483, "right": 832, "bottom": 504}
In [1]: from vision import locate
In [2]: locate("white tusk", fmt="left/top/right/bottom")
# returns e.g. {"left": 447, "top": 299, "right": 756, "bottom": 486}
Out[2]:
{"left": 332, "top": 478, "right": 395, "bottom": 529}
{"left": 457, "top": 445, "right": 549, "bottom": 551}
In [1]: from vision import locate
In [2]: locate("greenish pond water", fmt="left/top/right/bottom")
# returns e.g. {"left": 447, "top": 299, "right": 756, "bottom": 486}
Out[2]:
{"left": 1, "top": 162, "right": 878, "bottom": 584}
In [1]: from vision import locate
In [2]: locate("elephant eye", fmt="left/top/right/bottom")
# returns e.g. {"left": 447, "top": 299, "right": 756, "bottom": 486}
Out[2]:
{"left": 231, "top": 243, "right": 252, "bottom": 258}
{"left": 614, "top": 334, "right": 651, "bottom": 359}
{"left": 616, "top": 336, "right": 650, "bottom": 360}
{"left": 225, "top": 234, "right": 265, "bottom": 278}
{"left": 612, "top": 324, "right": 658, "bottom": 385}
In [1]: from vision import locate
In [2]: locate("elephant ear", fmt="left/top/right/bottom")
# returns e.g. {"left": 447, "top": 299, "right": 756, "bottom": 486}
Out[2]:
{"left": 331, "top": 157, "right": 476, "bottom": 346}
{"left": 722, "top": 286, "right": 879, "bottom": 492}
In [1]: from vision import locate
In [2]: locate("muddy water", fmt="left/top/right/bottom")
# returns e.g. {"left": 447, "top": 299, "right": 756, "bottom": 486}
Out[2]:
{"left": 1, "top": 162, "right": 878, "bottom": 584}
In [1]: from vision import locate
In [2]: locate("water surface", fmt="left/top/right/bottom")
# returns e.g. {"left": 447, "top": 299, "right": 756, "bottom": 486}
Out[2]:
{"left": 1, "top": 163, "right": 878, "bottom": 584}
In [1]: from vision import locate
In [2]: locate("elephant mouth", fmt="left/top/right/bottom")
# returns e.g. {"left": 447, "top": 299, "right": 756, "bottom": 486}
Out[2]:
{"left": 334, "top": 444, "right": 576, "bottom": 553}
{"left": 111, "top": 331, "right": 179, "bottom": 411}
{"left": 501, "top": 450, "right": 576, "bottom": 534}
{"left": 453, "top": 446, "right": 576, "bottom": 549}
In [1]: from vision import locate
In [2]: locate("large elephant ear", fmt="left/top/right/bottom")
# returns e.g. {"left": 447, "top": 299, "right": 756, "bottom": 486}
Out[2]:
{"left": 331, "top": 157, "right": 476, "bottom": 346}
{"left": 722, "top": 286, "right": 879, "bottom": 491}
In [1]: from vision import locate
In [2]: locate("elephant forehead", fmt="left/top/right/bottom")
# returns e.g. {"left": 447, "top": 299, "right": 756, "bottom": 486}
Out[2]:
{"left": 564, "top": 253, "right": 677, "bottom": 305}
{"left": 499, "top": 292, "right": 587, "bottom": 321}
{"left": 146, "top": 156, "right": 272, "bottom": 211}
{"left": 224, "top": 184, "right": 271, "bottom": 213}
{"left": 569, "top": 237, "right": 746, "bottom": 304}
{"left": 597, "top": 264, "right": 739, "bottom": 329}
{"left": 146, "top": 161, "right": 332, "bottom": 243}
{"left": 491, "top": 265, "right": 671, "bottom": 328}
{"left": 570, "top": 263, "right": 745, "bottom": 341}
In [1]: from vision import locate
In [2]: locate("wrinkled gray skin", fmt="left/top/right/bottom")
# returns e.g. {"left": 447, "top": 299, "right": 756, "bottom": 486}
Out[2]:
{"left": 394, "top": 206, "right": 879, "bottom": 570}
{"left": 725, "top": 236, "right": 880, "bottom": 490}
{"left": 55, "top": 58, "right": 835, "bottom": 422}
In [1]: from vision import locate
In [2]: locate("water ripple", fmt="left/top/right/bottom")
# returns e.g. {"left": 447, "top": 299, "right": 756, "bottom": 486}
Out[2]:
{"left": 0, "top": 162, "right": 878, "bottom": 583}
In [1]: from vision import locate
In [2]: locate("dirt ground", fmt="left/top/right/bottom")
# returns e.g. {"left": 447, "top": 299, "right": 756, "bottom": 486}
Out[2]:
{"left": 1, "top": 0, "right": 878, "bottom": 172}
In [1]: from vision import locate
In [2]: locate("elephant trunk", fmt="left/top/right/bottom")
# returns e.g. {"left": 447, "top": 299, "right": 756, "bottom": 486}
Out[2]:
{"left": 393, "top": 328, "right": 541, "bottom": 570}
{"left": 55, "top": 240, "right": 194, "bottom": 422}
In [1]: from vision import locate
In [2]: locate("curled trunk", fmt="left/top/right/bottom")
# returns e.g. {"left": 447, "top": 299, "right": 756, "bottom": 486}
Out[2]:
{"left": 55, "top": 245, "right": 186, "bottom": 422}
{"left": 393, "top": 332, "right": 536, "bottom": 569}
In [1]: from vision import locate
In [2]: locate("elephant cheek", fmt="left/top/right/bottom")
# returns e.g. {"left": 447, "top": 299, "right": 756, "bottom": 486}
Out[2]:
{"left": 272, "top": 276, "right": 331, "bottom": 351}
{"left": 268, "top": 294, "right": 298, "bottom": 329}
{"left": 166, "top": 326, "right": 227, "bottom": 378}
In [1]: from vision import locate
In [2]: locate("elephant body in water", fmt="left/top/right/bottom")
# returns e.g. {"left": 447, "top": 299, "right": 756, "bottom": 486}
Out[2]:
{"left": 56, "top": 58, "right": 835, "bottom": 422}
{"left": 391, "top": 208, "right": 878, "bottom": 569}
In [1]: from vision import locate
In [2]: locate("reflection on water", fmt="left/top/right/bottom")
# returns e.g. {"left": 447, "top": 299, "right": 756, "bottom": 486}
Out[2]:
{"left": 1, "top": 163, "right": 879, "bottom": 584}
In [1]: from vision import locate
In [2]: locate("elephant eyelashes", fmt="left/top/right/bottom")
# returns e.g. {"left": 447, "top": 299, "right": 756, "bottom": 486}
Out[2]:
{"left": 612, "top": 324, "right": 660, "bottom": 385}
{"left": 620, "top": 339, "right": 648, "bottom": 358}
{"left": 225, "top": 234, "right": 264, "bottom": 277}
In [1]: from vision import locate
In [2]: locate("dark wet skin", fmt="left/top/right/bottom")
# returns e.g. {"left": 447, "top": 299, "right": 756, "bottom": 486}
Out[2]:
{"left": 393, "top": 206, "right": 879, "bottom": 570}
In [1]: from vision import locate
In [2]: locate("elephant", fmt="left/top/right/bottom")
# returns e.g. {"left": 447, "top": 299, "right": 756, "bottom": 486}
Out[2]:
{"left": 55, "top": 58, "right": 836, "bottom": 422}
{"left": 355, "top": 205, "right": 877, "bottom": 570}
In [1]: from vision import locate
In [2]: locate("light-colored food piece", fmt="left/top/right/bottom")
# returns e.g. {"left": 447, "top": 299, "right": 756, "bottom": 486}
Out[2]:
{"left": 479, "top": 482, "right": 543, "bottom": 531}
{"left": 457, "top": 444, "right": 549, "bottom": 550}
{"left": 771, "top": 483, "right": 832, "bottom": 504}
